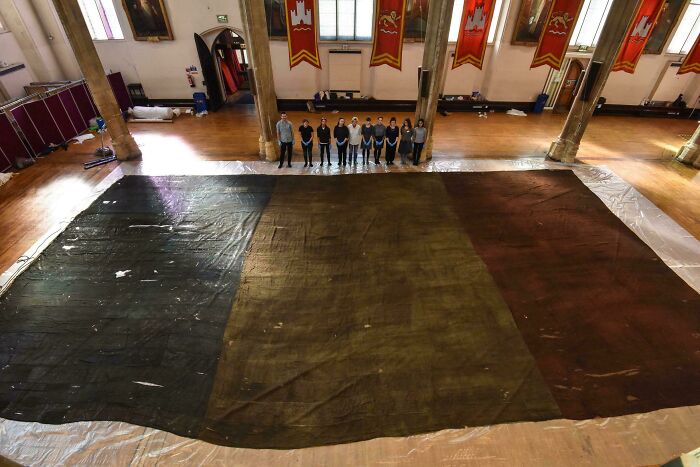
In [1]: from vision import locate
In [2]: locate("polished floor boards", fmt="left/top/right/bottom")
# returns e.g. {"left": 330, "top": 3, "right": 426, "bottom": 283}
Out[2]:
{"left": 1, "top": 106, "right": 698, "bottom": 277}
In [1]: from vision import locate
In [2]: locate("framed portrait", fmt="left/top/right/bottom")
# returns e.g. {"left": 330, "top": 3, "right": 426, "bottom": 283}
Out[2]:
{"left": 122, "top": 0, "right": 174, "bottom": 41}
{"left": 265, "top": 0, "right": 288, "bottom": 40}
{"left": 404, "top": 0, "right": 429, "bottom": 41}
{"left": 511, "top": 0, "right": 555, "bottom": 46}
{"left": 644, "top": 0, "right": 685, "bottom": 54}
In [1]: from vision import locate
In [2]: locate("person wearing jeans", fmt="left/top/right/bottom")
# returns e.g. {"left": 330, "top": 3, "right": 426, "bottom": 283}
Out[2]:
{"left": 317, "top": 117, "right": 331, "bottom": 166}
{"left": 276, "top": 111, "right": 294, "bottom": 168}
{"left": 348, "top": 117, "right": 362, "bottom": 165}
{"left": 299, "top": 119, "right": 314, "bottom": 167}
{"left": 334, "top": 118, "right": 350, "bottom": 166}
{"left": 413, "top": 118, "right": 427, "bottom": 165}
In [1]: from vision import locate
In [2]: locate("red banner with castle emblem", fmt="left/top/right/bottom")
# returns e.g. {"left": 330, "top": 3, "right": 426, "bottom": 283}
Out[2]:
{"left": 612, "top": 0, "right": 665, "bottom": 73}
{"left": 370, "top": 0, "right": 407, "bottom": 69}
{"left": 531, "top": 0, "right": 584, "bottom": 70}
{"left": 452, "top": 0, "right": 497, "bottom": 69}
{"left": 285, "top": 0, "right": 321, "bottom": 69}
{"left": 678, "top": 34, "right": 700, "bottom": 74}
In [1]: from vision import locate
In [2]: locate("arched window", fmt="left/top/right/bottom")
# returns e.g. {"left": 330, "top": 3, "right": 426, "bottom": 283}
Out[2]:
{"left": 667, "top": 0, "right": 700, "bottom": 54}
{"left": 77, "top": 0, "right": 124, "bottom": 41}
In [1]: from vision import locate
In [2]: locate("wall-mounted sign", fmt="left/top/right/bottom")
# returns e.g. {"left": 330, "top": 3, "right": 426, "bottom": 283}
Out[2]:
{"left": 217, "top": 15, "right": 228, "bottom": 23}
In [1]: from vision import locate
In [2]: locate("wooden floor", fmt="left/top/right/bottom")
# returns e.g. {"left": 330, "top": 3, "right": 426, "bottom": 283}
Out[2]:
{"left": 1, "top": 106, "right": 698, "bottom": 275}
{"left": 0, "top": 105, "right": 699, "bottom": 465}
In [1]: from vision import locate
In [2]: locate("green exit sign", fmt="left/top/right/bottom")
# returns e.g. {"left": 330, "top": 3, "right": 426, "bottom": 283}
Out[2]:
{"left": 217, "top": 14, "right": 228, "bottom": 23}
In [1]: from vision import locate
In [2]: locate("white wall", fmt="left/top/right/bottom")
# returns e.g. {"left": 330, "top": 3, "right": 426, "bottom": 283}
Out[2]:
{"left": 91, "top": 0, "right": 244, "bottom": 100}
{"left": 11, "top": 0, "right": 700, "bottom": 105}
{"left": 0, "top": 30, "right": 36, "bottom": 98}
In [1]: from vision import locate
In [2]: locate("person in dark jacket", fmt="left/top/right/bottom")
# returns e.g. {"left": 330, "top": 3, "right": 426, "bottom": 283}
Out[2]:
{"left": 398, "top": 118, "right": 413, "bottom": 164}
{"left": 299, "top": 119, "right": 314, "bottom": 167}
{"left": 373, "top": 116, "right": 386, "bottom": 165}
{"left": 317, "top": 117, "right": 331, "bottom": 166}
{"left": 384, "top": 117, "right": 399, "bottom": 165}
{"left": 361, "top": 117, "right": 373, "bottom": 165}
{"left": 334, "top": 118, "right": 350, "bottom": 166}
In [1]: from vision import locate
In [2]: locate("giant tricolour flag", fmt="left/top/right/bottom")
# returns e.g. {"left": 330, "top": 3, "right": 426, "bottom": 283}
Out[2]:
{"left": 531, "top": 0, "right": 584, "bottom": 70}
{"left": 612, "top": 0, "right": 665, "bottom": 73}
{"left": 370, "top": 0, "right": 407, "bottom": 70}
{"left": 285, "top": 0, "right": 322, "bottom": 69}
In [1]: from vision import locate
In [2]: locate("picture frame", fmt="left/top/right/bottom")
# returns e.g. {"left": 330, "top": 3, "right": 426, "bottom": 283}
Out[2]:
{"left": 265, "top": 0, "right": 288, "bottom": 40}
{"left": 122, "top": 0, "right": 174, "bottom": 41}
{"left": 644, "top": 0, "right": 686, "bottom": 54}
{"left": 511, "top": 0, "right": 555, "bottom": 46}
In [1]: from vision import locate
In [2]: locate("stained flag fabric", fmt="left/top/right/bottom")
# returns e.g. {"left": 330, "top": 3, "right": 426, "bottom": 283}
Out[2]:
{"left": 285, "top": 0, "right": 322, "bottom": 69}
{"left": 452, "top": 0, "right": 497, "bottom": 69}
{"left": 530, "top": 0, "right": 584, "bottom": 70}
{"left": 612, "top": 0, "right": 665, "bottom": 73}
{"left": 370, "top": 0, "right": 407, "bottom": 69}
{"left": 678, "top": 34, "right": 700, "bottom": 74}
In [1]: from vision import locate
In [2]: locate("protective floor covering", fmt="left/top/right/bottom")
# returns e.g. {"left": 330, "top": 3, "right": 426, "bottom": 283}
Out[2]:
{"left": 0, "top": 171, "right": 699, "bottom": 450}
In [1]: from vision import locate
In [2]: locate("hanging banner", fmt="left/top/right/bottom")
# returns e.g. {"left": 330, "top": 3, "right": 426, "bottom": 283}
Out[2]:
{"left": 612, "top": 0, "right": 665, "bottom": 73}
{"left": 678, "top": 34, "right": 700, "bottom": 74}
{"left": 452, "top": 0, "right": 497, "bottom": 69}
{"left": 530, "top": 0, "right": 585, "bottom": 70}
{"left": 370, "top": 0, "right": 407, "bottom": 69}
{"left": 285, "top": 0, "right": 322, "bottom": 69}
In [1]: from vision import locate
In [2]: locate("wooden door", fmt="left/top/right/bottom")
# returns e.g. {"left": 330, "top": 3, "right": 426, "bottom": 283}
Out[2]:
{"left": 554, "top": 60, "right": 584, "bottom": 112}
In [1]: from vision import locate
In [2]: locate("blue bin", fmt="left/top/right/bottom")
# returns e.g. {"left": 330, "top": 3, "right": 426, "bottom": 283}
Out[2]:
{"left": 533, "top": 93, "right": 549, "bottom": 113}
{"left": 193, "top": 92, "right": 207, "bottom": 113}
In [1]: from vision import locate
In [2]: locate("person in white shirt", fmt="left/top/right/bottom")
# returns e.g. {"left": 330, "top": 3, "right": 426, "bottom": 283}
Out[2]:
{"left": 348, "top": 117, "right": 362, "bottom": 166}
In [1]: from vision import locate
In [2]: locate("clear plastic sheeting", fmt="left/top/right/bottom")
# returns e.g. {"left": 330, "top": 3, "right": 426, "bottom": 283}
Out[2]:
{"left": 1, "top": 406, "right": 699, "bottom": 466}
{"left": 1, "top": 158, "right": 699, "bottom": 465}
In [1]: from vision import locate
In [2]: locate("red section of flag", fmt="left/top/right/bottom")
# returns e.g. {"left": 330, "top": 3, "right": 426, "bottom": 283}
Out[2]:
{"left": 612, "top": 0, "right": 665, "bottom": 74}
{"left": 531, "top": 0, "right": 584, "bottom": 70}
{"left": 285, "top": 0, "right": 321, "bottom": 69}
{"left": 370, "top": 0, "right": 407, "bottom": 70}
{"left": 452, "top": 0, "right": 496, "bottom": 70}
{"left": 678, "top": 34, "right": 700, "bottom": 74}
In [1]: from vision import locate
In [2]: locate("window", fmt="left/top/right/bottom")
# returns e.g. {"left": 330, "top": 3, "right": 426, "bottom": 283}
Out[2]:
{"left": 448, "top": 0, "right": 504, "bottom": 44}
{"left": 319, "top": 0, "right": 374, "bottom": 41}
{"left": 668, "top": 0, "right": 700, "bottom": 53}
{"left": 77, "top": 0, "right": 124, "bottom": 40}
{"left": 569, "top": 0, "right": 613, "bottom": 48}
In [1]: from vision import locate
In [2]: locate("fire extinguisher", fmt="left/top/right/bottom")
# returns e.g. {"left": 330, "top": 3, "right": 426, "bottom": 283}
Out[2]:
{"left": 187, "top": 73, "right": 195, "bottom": 87}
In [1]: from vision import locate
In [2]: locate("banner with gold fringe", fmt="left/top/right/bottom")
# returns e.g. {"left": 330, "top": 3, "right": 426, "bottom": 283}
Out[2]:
{"left": 452, "top": 0, "right": 497, "bottom": 70}
{"left": 285, "top": 0, "right": 322, "bottom": 69}
{"left": 678, "top": 34, "right": 700, "bottom": 74}
{"left": 530, "top": 0, "right": 584, "bottom": 70}
{"left": 612, "top": 0, "right": 665, "bottom": 74}
{"left": 370, "top": 0, "right": 407, "bottom": 70}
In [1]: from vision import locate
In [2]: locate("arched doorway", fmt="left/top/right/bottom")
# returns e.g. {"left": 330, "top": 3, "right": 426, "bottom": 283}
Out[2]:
{"left": 194, "top": 27, "right": 250, "bottom": 112}
{"left": 554, "top": 60, "right": 585, "bottom": 113}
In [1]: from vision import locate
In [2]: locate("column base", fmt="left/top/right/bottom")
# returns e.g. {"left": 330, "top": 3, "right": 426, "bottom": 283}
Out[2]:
{"left": 263, "top": 140, "right": 278, "bottom": 162}
{"left": 424, "top": 139, "right": 434, "bottom": 161}
{"left": 112, "top": 133, "right": 142, "bottom": 161}
{"left": 675, "top": 143, "right": 699, "bottom": 166}
{"left": 546, "top": 137, "right": 579, "bottom": 163}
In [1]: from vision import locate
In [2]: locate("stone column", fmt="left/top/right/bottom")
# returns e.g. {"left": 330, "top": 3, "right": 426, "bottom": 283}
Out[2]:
{"left": 51, "top": 0, "right": 141, "bottom": 161}
{"left": 675, "top": 122, "right": 700, "bottom": 167}
{"left": 547, "top": 0, "right": 640, "bottom": 163}
{"left": 415, "top": 0, "right": 455, "bottom": 160}
{"left": 239, "top": 0, "right": 279, "bottom": 162}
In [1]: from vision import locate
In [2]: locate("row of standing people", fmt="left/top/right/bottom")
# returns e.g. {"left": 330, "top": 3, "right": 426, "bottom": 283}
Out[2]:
{"left": 276, "top": 112, "right": 427, "bottom": 168}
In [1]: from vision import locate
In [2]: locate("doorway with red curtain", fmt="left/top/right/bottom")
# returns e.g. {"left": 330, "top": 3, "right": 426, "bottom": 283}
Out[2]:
{"left": 211, "top": 29, "right": 252, "bottom": 105}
